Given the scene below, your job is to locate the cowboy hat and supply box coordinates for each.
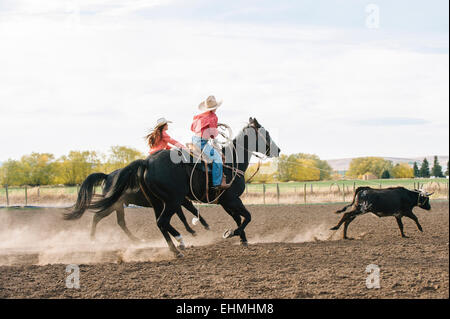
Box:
[198,95,222,112]
[154,117,172,129]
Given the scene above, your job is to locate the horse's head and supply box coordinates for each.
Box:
[242,117,281,158]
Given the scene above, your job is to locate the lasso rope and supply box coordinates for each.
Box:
[189,124,240,205]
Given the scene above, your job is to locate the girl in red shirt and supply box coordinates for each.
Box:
[146,118,184,155]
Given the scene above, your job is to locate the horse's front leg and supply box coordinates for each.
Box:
[175,206,197,236]
[221,201,250,246]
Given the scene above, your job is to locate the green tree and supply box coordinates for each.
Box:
[0,159,27,186]
[381,170,391,179]
[391,163,414,178]
[346,157,393,179]
[54,151,101,185]
[20,153,56,185]
[245,162,278,183]
[431,156,444,177]
[276,153,331,181]
[445,160,449,176]
[413,162,420,177]
[291,159,321,181]
[276,154,291,182]
[419,158,430,178]
[105,146,145,172]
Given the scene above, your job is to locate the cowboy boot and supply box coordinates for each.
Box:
[213,176,231,191]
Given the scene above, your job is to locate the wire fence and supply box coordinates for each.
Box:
[0,179,448,207]
[241,179,449,205]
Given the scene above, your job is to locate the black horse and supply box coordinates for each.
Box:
[88,118,280,257]
[64,168,210,247]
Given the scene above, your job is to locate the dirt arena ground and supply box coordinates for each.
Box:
[0,201,448,299]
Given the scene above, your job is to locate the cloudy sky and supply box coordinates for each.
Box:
[0,0,448,162]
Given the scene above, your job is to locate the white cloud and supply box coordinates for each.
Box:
[0,3,448,161]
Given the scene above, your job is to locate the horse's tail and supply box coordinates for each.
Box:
[88,159,147,214]
[64,172,108,220]
[334,186,368,214]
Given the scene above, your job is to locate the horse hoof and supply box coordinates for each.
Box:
[330,226,339,231]
[223,229,233,239]
[175,251,184,258]
[204,225,210,231]
[240,241,248,247]
[179,243,186,250]
[190,231,197,237]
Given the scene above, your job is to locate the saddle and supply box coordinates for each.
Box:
[177,144,231,203]
[185,143,213,165]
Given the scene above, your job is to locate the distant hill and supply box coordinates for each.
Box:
[326,155,449,171]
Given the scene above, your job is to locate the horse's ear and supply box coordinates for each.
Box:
[253,118,260,127]
[249,117,253,123]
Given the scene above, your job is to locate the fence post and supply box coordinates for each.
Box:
[5,185,9,207]
[77,184,80,195]
[304,183,307,204]
[276,183,280,204]
[263,184,266,204]
[245,184,248,195]
[37,186,40,198]
[353,182,356,193]
[311,184,313,194]
[342,183,345,202]
[25,186,28,206]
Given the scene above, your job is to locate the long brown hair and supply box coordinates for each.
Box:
[146,125,165,148]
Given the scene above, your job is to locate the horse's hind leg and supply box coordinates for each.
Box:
[154,202,186,249]
[183,199,210,230]
[115,204,142,242]
[90,208,114,240]
[156,203,183,257]
[165,220,187,250]
[175,206,197,236]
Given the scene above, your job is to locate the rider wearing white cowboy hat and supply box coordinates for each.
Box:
[146,117,185,155]
[191,95,229,190]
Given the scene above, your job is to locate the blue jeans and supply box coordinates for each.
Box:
[192,136,223,186]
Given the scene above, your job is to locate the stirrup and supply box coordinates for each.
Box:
[213,183,231,191]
